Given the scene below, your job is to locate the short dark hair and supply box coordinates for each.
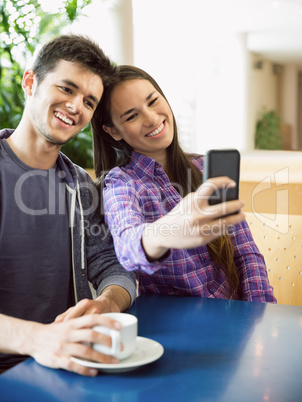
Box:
[32,34,116,86]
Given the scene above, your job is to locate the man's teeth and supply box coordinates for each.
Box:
[54,112,73,126]
[146,122,164,137]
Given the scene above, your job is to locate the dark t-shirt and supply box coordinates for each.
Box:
[0,139,73,369]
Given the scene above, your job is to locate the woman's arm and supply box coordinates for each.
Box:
[141,177,245,260]
[104,173,245,270]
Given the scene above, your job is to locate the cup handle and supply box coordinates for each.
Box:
[110,329,121,355]
[92,326,121,357]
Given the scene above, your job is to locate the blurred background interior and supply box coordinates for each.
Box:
[1,0,302,164]
[1,0,302,304]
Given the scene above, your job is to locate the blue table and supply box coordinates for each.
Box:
[1,295,302,401]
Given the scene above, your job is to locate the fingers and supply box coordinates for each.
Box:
[67,313,122,332]
[32,314,126,376]
[197,210,246,242]
[197,176,237,198]
[47,314,123,355]
[54,311,70,323]
[62,315,122,361]
[60,299,93,322]
[55,299,103,323]
[59,356,99,377]
[68,337,120,365]
[183,177,239,218]
[206,199,245,219]
[193,176,244,220]
[70,363,98,377]
[44,315,123,371]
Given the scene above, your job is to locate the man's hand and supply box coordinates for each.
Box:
[0,313,123,376]
[54,285,131,323]
[31,314,123,376]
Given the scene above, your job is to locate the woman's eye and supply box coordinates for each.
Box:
[149,97,158,106]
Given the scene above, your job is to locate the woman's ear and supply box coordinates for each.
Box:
[22,70,35,96]
[103,125,123,141]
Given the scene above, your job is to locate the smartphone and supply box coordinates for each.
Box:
[203,149,240,207]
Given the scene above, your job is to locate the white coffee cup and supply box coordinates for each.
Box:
[92,313,138,360]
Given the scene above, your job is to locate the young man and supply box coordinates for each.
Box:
[0,35,136,376]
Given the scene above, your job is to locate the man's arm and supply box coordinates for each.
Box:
[98,284,131,311]
[0,313,123,376]
[76,167,137,306]
[85,220,137,306]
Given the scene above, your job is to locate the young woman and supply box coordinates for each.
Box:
[92,65,276,303]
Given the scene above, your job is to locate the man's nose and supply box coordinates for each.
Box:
[66,96,83,114]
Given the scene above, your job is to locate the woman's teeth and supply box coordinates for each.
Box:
[146,122,164,137]
[54,112,73,126]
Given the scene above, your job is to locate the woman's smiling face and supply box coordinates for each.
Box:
[105,79,174,162]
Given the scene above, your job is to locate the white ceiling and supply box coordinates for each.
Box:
[208,0,302,64]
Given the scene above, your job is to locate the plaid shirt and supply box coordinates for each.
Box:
[103,152,276,303]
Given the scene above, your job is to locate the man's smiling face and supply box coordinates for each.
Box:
[25,59,104,146]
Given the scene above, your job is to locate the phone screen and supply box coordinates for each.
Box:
[203,149,240,205]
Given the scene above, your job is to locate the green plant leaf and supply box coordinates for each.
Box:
[0,0,94,167]
[255,109,283,150]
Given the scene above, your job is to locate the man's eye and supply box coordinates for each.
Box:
[84,100,94,109]
[61,86,72,93]
[126,113,137,122]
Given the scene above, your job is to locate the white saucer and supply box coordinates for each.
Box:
[71,336,164,373]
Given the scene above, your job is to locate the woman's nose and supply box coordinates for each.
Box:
[143,109,157,127]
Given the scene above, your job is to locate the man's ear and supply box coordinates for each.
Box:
[103,125,123,141]
[22,70,35,96]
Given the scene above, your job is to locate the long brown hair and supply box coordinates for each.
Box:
[92,65,241,298]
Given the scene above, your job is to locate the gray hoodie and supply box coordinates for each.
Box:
[0,129,137,305]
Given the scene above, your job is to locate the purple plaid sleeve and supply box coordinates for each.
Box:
[104,170,166,274]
